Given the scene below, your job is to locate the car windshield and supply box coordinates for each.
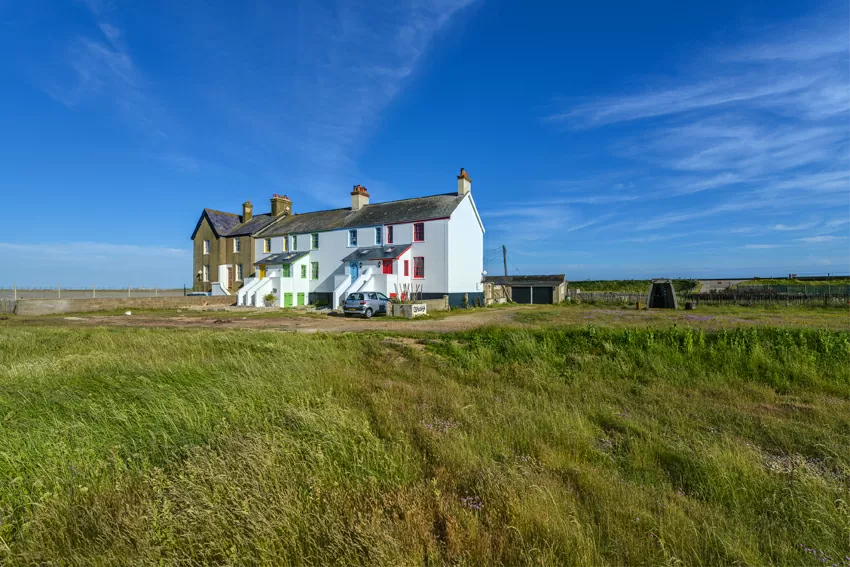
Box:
[347,293,364,300]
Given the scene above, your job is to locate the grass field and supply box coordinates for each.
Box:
[738,278,850,287]
[569,279,700,293]
[1,317,849,565]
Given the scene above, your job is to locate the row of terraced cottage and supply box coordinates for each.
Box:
[190,169,485,309]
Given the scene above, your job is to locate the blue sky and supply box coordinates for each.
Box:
[1,0,848,287]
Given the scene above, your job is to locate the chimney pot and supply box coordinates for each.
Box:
[242,199,253,222]
[270,194,292,217]
[351,184,370,210]
[457,168,472,196]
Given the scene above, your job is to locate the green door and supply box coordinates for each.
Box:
[284,293,293,307]
[297,292,305,306]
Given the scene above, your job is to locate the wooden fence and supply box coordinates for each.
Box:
[567,291,644,304]
[566,290,850,307]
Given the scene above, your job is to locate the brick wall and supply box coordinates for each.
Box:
[16,295,235,316]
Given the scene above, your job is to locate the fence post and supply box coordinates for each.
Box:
[128,284,131,298]
[93,284,95,298]
[12,283,15,301]
[155,285,158,297]
[58,284,61,299]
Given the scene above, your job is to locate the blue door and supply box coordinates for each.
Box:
[350,262,359,283]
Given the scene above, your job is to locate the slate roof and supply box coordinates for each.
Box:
[226,213,276,237]
[255,193,466,237]
[254,251,310,266]
[190,209,280,240]
[483,275,566,286]
[340,245,412,262]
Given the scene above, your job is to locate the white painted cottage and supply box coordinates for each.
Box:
[236,169,484,308]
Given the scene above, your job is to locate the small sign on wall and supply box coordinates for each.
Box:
[411,303,427,317]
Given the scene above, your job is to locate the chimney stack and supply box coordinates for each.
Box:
[242,200,253,222]
[270,194,292,217]
[351,184,370,211]
[457,168,471,196]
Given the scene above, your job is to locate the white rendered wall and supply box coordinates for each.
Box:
[447,194,485,293]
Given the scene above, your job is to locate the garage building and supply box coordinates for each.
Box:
[483,275,567,305]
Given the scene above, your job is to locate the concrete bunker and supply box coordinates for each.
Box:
[647,279,678,309]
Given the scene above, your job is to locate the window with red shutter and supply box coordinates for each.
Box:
[413,257,424,278]
[387,225,394,244]
[413,222,425,242]
[403,260,409,276]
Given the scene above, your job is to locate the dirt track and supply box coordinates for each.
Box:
[8,304,848,332]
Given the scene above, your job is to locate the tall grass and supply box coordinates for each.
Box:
[0,326,848,565]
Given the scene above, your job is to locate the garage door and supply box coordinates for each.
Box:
[511,286,531,304]
[531,286,553,304]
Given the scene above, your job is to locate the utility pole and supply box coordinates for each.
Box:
[502,245,508,277]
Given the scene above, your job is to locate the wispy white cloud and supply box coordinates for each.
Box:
[544,9,849,248]
[795,235,847,244]
[774,221,819,231]
[0,241,188,259]
[201,0,476,204]
[43,5,171,140]
[742,244,783,250]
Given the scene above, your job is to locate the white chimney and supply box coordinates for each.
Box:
[457,168,471,196]
[351,184,370,211]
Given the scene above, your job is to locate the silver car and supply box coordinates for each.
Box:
[343,292,390,318]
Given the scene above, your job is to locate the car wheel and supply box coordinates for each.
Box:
[364,308,373,319]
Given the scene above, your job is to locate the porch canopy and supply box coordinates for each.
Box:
[254,251,309,265]
[340,244,411,263]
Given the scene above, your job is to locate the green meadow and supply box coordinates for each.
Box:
[0,323,848,565]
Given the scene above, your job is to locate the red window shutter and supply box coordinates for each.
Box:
[382,259,393,274]
[403,260,409,276]
[387,226,393,244]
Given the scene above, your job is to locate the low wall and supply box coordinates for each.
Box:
[16,295,235,316]
[421,296,450,312]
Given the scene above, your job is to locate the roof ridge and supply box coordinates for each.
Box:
[205,208,239,216]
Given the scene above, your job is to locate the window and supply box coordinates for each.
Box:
[233,238,241,253]
[413,222,425,242]
[376,293,389,301]
[263,238,271,253]
[382,259,393,274]
[367,292,378,300]
[413,257,424,278]
[387,225,394,244]
[375,227,382,245]
[311,262,319,280]
[203,240,210,254]
[236,264,243,281]
[404,260,409,277]
[311,233,319,249]
[282,235,288,252]
[348,230,357,246]
[202,264,210,282]
[301,264,307,279]
[282,264,291,278]
[292,235,298,250]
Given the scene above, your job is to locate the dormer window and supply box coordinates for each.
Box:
[349,230,357,247]
[375,227,382,245]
